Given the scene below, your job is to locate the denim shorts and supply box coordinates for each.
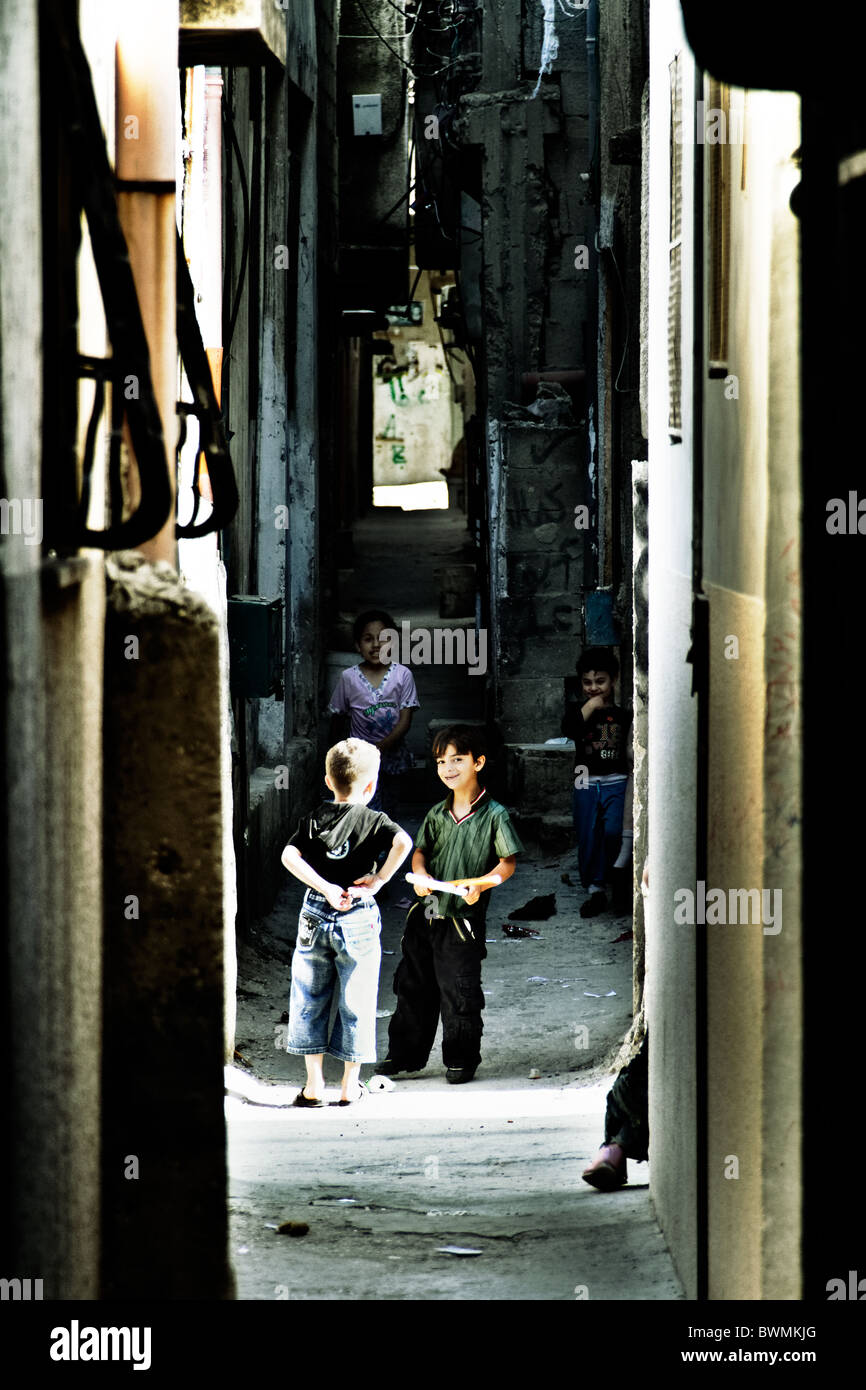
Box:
[286,888,382,1062]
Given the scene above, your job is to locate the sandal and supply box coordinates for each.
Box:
[292,1089,324,1108]
[332,1082,367,1107]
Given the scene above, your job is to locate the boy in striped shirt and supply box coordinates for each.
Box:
[381,725,523,1084]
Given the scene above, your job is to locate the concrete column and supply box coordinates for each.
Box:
[1,0,107,1301]
[101,553,232,1299]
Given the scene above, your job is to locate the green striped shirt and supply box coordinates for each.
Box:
[415,788,523,922]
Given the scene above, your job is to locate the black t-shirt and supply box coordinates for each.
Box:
[562,680,631,776]
[286,801,402,889]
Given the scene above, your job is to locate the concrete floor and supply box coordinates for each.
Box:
[228,832,684,1302]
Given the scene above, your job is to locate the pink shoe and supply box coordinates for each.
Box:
[581,1143,628,1190]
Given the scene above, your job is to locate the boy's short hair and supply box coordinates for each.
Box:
[326,738,380,795]
[353,609,396,643]
[576,647,620,681]
[431,724,486,761]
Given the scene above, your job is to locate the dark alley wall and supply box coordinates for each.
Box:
[221,6,335,923]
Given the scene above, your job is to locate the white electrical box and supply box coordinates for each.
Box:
[352,94,383,137]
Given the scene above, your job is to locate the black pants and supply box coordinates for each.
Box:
[387,904,487,1070]
[604,1032,649,1160]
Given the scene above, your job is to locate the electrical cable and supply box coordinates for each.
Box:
[381,0,421,33]
[453,268,478,375]
[605,243,633,393]
[371,181,416,229]
[436,313,460,389]
[356,0,415,71]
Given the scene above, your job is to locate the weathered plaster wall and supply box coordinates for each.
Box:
[1,0,106,1298]
[222,14,324,924]
[489,423,589,743]
[701,88,802,1301]
[646,0,700,1301]
[101,553,232,1299]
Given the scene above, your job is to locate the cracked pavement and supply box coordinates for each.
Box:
[227,822,683,1300]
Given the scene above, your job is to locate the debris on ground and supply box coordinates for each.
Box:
[529,1067,541,1079]
[503,923,540,938]
[277,1221,310,1237]
[366,1075,396,1092]
[508,893,557,921]
[436,1245,483,1257]
[611,930,633,944]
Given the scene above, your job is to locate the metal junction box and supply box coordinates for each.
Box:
[227,595,283,699]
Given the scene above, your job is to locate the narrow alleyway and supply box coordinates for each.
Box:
[327,504,485,769]
[226,500,682,1300]
[227,845,680,1300]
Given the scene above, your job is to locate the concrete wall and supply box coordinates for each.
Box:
[337,0,408,308]
[373,333,454,488]
[2,0,237,1297]
[0,0,109,1299]
[101,554,232,1299]
[221,11,324,925]
[489,422,589,743]
[648,0,803,1300]
[701,88,802,1301]
[646,0,700,1300]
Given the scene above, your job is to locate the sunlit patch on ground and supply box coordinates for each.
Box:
[373,481,449,510]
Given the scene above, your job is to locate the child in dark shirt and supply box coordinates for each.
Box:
[562,647,633,917]
[281,739,412,1105]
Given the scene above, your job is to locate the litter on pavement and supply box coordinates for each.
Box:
[277,1221,310,1237]
[508,893,557,921]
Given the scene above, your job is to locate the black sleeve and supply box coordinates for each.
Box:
[370,811,404,862]
[285,816,313,857]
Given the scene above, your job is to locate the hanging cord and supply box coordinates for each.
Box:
[603,243,633,393]
[356,0,415,71]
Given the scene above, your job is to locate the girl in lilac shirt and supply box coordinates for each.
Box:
[328,609,420,818]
